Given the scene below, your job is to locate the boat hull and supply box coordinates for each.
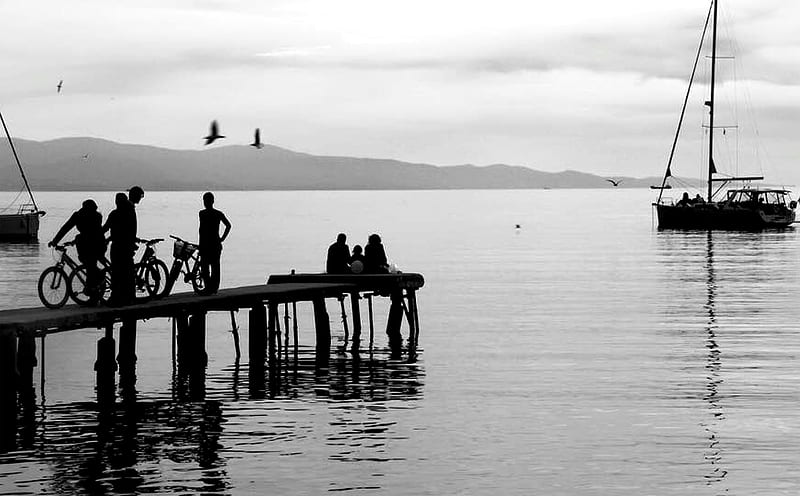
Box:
[0,212,40,241]
[655,203,795,230]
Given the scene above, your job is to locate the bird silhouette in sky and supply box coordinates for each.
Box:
[57,80,63,93]
[605,178,623,187]
[204,120,225,145]
[82,153,89,160]
[250,128,264,149]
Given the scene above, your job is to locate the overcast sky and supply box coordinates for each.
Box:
[2,0,800,185]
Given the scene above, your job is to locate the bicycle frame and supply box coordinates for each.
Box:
[162,235,203,296]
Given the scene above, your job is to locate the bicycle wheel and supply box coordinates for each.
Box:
[134,262,157,302]
[190,265,207,295]
[148,259,170,298]
[97,267,113,305]
[68,265,96,306]
[38,266,70,309]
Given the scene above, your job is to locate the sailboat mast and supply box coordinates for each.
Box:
[707,0,718,202]
[0,109,38,212]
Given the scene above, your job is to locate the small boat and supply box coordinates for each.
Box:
[652,0,795,229]
[650,184,672,190]
[0,110,45,241]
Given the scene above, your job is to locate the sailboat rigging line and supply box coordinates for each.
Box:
[0,186,26,214]
[657,0,714,204]
[0,109,38,212]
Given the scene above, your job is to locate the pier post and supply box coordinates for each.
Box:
[94,324,117,404]
[404,290,418,361]
[175,313,191,372]
[267,303,278,367]
[0,332,17,450]
[117,319,137,386]
[312,298,331,359]
[338,296,349,349]
[386,291,404,359]
[248,304,267,396]
[189,312,208,369]
[350,292,362,353]
[367,294,374,350]
[16,332,37,406]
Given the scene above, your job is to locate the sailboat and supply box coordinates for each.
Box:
[652,0,796,229]
[0,110,45,241]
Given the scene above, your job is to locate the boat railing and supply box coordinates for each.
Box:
[16,203,38,215]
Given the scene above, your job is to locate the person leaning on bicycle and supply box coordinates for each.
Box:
[49,199,105,303]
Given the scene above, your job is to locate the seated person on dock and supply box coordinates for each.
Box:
[350,244,366,274]
[49,199,104,302]
[364,233,390,274]
[326,233,351,274]
[693,194,705,204]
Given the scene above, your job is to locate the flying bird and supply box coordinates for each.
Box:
[57,80,63,93]
[605,178,623,187]
[250,128,264,149]
[204,120,225,145]
[82,153,89,160]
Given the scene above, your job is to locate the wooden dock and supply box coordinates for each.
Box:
[0,272,424,449]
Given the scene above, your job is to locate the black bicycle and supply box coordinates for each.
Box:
[38,240,81,308]
[161,235,206,297]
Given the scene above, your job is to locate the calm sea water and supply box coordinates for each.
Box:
[2,189,800,495]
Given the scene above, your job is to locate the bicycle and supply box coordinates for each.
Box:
[68,238,167,305]
[161,235,206,297]
[38,240,82,309]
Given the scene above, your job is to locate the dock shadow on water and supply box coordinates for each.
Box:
[0,347,424,495]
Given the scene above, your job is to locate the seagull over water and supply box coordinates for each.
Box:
[204,120,225,145]
[605,178,623,187]
[250,128,264,149]
[57,80,63,93]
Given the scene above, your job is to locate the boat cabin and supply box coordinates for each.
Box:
[722,189,795,208]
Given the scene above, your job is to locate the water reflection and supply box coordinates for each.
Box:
[1,349,424,495]
[701,231,726,485]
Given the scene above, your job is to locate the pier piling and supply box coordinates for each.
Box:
[313,298,331,359]
[0,332,17,450]
[386,291,404,358]
[350,292,362,353]
[94,324,117,403]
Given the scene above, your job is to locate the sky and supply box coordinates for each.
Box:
[2,0,800,185]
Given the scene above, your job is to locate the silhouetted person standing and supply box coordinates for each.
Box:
[199,192,231,294]
[104,186,144,305]
[326,233,350,274]
[49,199,104,302]
[364,233,389,274]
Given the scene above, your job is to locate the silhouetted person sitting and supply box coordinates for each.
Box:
[326,233,351,274]
[199,192,231,294]
[103,187,143,306]
[350,244,366,274]
[49,199,104,303]
[677,192,691,207]
[364,233,390,274]
[694,194,705,204]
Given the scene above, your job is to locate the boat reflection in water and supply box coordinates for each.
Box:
[3,349,424,494]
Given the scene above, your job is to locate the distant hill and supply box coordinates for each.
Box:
[0,137,698,191]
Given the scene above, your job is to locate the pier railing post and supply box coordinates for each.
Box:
[350,292,362,353]
[312,298,331,360]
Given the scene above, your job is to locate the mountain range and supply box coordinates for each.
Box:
[1,137,697,191]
